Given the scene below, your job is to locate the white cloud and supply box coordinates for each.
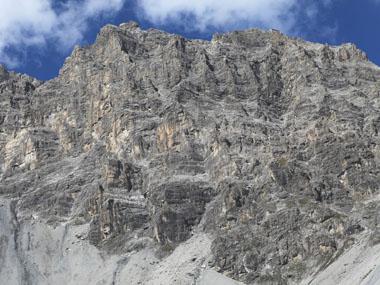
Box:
[0,0,124,67]
[137,0,299,32]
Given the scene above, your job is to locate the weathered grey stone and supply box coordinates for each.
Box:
[1,21,380,284]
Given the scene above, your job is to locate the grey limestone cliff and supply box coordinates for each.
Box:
[1,21,380,284]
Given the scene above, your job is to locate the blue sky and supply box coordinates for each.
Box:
[1,0,380,80]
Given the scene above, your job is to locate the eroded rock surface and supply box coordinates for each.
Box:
[1,22,380,284]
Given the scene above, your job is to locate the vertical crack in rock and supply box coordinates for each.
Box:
[111,256,129,285]
[9,200,30,285]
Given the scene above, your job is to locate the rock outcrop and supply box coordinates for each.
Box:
[1,22,380,284]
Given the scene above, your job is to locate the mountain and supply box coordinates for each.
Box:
[1,21,380,285]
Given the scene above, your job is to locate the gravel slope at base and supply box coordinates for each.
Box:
[0,198,240,285]
[301,233,380,285]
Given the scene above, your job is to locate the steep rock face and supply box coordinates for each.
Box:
[1,22,380,284]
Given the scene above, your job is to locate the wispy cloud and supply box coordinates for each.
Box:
[137,0,299,32]
[137,0,340,42]
[0,0,125,67]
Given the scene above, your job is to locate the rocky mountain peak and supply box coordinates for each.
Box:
[119,20,140,30]
[0,65,9,82]
[1,23,380,285]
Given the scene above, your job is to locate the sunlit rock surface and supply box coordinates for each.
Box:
[1,22,380,284]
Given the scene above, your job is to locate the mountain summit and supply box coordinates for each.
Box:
[1,22,380,284]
